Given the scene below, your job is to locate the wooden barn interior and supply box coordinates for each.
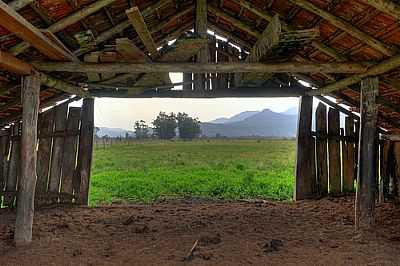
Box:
[0,0,400,248]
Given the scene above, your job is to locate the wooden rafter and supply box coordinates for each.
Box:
[7,0,33,11]
[288,0,395,56]
[33,61,368,74]
[0,1,74,61]
[360,0,400,20]
[9,0,118,56]
[0,50,33,75]
[126,6,160,59]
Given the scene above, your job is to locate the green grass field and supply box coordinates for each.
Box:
[89,139,296,205]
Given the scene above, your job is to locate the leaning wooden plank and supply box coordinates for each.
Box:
[328,108,341,196]
[4,124,20,207]
[116,38,149,62]
[48,103,68,193]
[36,110,55,195]
[315,102,328,196]
[0,50,33,75]
[0,129,10,195]
[76,98,94,205]
[61,107,81,195]
[14,72,40,246]
[343,116,355,193]
[126,6,160,59]
[0,1,74,60]
[295,96,316,200]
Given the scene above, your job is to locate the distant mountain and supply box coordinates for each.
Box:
[209,111,259,124]
[96,127,135,138]
[281,106,298,116]
[202,108,298,138]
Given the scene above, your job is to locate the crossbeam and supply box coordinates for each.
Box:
[0,50,33,74]
[33,62,369,74]
[0,1,74,61]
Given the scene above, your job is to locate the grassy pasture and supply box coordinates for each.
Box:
[90,139,296,205]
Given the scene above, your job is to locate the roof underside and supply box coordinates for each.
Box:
[1,0,400,131]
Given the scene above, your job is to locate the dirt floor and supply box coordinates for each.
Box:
[1,197,400,266]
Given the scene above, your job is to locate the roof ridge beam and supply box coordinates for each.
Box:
[288,0,395,56]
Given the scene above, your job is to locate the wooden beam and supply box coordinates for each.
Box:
[288,0,395,56]
[0,50,33,74]
[295,96,316,200]
[40,73,90,97]
[194,0,208,91]
[9,0,118,56]
[14,72,40,246]
[361,0,400,20]
[126,7,160,59]
[307,54,400,95]
[33,61,369,74]
[315,95,360,121]
[8,0,33,11]
[355,76,379,231]
[0,1,74,60]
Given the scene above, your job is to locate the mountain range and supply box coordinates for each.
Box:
[202,107,299,138]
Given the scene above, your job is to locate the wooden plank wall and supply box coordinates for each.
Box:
[0,101,93,208]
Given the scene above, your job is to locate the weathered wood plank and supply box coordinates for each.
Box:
[0,129,10,201]
[4,124,20,207]
[36,110,55,195]
[295,96,316,200]
[315,102,328,196]
[48,103,68,193]
[355,77,379,231]
[33,61,369,74]
[14,72,40,245]
[380,140,391,201]
[76,98,94,205]
[343,116,355,193]
[328,108,341,195]
[61,107,81,194]
[194,0,208,91]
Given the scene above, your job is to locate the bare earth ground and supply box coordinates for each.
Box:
[1,197,400,266]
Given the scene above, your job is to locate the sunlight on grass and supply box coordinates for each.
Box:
[90,139,295,205]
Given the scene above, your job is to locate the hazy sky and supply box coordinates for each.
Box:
[93,73,301,130]
[94,97,300,130]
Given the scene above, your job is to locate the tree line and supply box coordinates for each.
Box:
[134,112,201,140]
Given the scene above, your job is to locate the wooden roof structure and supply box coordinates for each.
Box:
[1,0,400,131]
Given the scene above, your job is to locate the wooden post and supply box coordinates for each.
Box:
[355,77,379,231]
[328,108,341,195]
[14,72,40,246]
[295,96,316,200]
[76,98,94,205]
[194,0,208,91]
[315,102,328,195]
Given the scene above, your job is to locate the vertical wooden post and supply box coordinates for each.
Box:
[343,116,355,192]
[315,102,328,195]
[355,77,379,231]
[194,0,208,91]
[14,72,40,246]
[328,108,341,195]
[295,96,316,200]
[77,98,94,205]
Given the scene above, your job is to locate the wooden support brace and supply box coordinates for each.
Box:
[14,72,40,246]
[355,76,379,231]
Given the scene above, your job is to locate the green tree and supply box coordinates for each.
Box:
[176,112,201,140]
[134,120,149,139]
[152,112,177,140]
